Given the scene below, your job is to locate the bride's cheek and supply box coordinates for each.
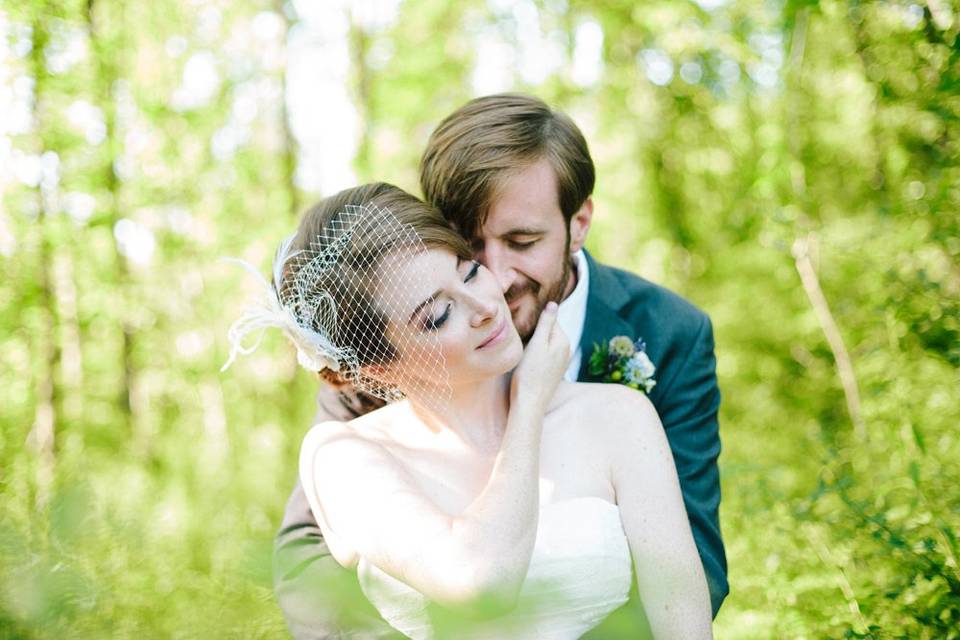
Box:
[441,335,468,367]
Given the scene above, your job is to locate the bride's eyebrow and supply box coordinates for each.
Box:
[406,257,462,325]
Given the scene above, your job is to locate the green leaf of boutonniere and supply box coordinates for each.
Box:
[588,341,608,376]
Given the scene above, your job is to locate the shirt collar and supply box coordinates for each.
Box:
[557,249,590,380]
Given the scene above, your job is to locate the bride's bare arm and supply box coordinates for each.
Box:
[300,304,568,609]
[605,386,713,639]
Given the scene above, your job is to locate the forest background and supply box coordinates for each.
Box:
[1,0,958,638]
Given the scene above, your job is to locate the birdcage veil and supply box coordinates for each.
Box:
[222,202,452,410]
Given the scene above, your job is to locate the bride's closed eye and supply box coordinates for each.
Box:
[423,261,483,331]
[464,260,481,283]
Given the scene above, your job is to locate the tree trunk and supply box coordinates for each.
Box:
[25,10,58,509]
[86,0,135,429]
[349,13,373,179]
[276,0,299,217]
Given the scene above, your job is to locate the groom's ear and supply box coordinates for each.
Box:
[568,197,593,254]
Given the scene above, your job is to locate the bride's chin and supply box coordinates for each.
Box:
[465,340,524,380]
[439,333,523,385]
[495,336,524,374]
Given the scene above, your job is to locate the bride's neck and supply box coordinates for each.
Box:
[409,373,512,454]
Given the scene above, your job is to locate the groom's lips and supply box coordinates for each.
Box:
[505,282,536,312]
[477,317,508,350]
[507,293,530,314]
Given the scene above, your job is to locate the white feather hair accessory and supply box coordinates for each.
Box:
[220,232,346,374]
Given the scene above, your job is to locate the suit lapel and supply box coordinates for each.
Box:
[576,252,635,382]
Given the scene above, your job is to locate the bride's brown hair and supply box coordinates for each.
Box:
[285,183,471,380]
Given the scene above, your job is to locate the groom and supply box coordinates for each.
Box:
[275,93,727,638]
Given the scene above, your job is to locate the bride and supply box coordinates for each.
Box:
[225,183,712,639]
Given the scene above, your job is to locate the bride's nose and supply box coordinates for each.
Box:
[467,294,498,327]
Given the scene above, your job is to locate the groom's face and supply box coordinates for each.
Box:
[471,158,592,341]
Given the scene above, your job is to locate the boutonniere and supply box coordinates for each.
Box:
[588,335,657,394]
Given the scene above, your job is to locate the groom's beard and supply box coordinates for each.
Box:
[506,255,572,343]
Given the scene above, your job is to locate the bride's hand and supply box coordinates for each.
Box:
[511,301,569,412]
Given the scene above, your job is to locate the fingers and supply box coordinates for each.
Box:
[538,301,559,333]
[542,301,568,351]
[552,323,570,358]
[529,300,559,347]
[509,301,567,407]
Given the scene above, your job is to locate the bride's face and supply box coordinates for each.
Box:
[375,248,523,390]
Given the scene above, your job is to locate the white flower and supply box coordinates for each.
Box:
[624,351,657,392]
[608,335,636,358]
[629,351,656,378]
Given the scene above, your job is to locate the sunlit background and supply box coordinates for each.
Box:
[2,0,959,637]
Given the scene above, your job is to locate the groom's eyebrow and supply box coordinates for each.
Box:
[471,228,543,248]
[502,226,543,237]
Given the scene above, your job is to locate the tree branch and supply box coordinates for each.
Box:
[792,233,866,441]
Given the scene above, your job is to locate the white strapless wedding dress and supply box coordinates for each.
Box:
[352,497,633,639]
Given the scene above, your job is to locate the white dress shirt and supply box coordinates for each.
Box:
[556,249,590,382]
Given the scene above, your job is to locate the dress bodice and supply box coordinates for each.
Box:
[355,497,633,639]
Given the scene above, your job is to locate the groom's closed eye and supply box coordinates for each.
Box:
[507,239,537,250]
[500,228,544,249]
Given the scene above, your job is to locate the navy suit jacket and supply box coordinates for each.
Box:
[274,252,727,639]
[576,251,727,617]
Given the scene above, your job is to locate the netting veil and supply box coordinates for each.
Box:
[222,203,451,409]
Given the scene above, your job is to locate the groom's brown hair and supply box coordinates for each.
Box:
[419,93,595,239]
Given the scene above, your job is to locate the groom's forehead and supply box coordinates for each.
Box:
[474,205,564,240]
[478,164,565,231]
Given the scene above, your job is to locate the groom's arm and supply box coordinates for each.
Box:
[653,314,727,616]
[274,386,396,639]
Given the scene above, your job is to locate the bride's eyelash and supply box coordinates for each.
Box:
[424,261,481,331]
[465,260,480,282]
[426,304,451,331]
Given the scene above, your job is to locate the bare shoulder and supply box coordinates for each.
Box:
[302,418,349,449]
[551,382,663,445]
[298,407,415,567]
[300,405,402,473]
[300,421,369,482]
[564,382,658,421]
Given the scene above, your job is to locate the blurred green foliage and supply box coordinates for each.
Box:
[1,0,958,638]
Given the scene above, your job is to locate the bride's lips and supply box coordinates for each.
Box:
[477,316,509,350]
